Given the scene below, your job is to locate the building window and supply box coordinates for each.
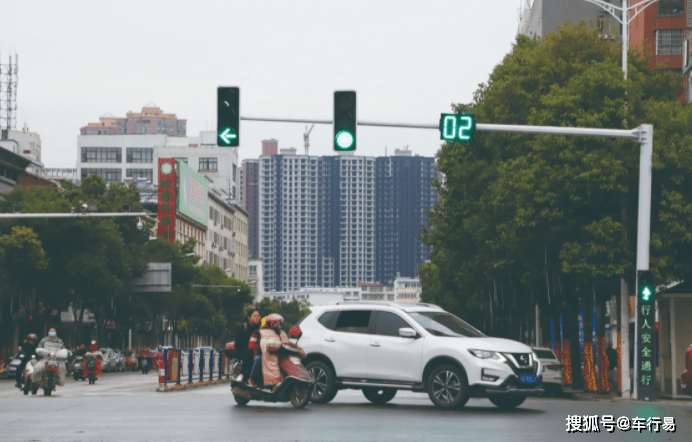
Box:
[656,29,684,56]
[81,147,122,163]
[81,168,122,183]
[126,168,153,181]
[176,157,188,164]
[658,0,684,16]
[126,148,153,163]
[199,157,218,171]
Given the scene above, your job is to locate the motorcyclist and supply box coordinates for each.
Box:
[15,333,38,389]
[37,328,65,351]
[235,309,261,383]
[259,314,290,388]
[83,340,103,378]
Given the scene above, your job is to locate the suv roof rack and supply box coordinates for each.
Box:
[331,301,444,310]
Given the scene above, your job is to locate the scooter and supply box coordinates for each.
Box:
[20,355,38,395]
[84,351,103,384]
[72,356,84,381]
[139,355,152,374]
[33,348,68,396]
[228,326,312,408]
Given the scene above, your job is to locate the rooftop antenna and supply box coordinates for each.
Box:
[303,124,314,155]
[0,52,19,131]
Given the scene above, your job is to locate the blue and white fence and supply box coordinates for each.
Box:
[157,348,229,391]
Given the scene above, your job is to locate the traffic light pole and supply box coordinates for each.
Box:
[243,113,653,398]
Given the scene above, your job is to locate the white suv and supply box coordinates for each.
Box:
[296,302,543,409]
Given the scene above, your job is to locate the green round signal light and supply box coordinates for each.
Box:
[335,130,354,150]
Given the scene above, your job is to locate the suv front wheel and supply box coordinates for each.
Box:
[306,361,337,404]
[427,364,469,409]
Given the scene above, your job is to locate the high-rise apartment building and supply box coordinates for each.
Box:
[241,140,278,258]
[375,149,438,284]
[80,104,186,137]
[258,148,436,292]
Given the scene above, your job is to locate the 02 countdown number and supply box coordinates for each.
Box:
[439,114,476,142]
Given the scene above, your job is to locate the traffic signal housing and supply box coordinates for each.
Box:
[217,86,240,147]
[334,91,356,151]
[638,270,655,303]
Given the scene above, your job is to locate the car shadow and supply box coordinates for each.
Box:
[229,401,546,416]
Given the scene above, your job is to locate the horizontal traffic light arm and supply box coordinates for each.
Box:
[241,115,647,140]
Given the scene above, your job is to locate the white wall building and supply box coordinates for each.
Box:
[76,132,239,202]
[393,276,422,303]
[0,129,44,174]
[206,188,249,281]
[264,286,361,306]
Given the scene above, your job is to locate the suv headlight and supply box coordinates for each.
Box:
[468,349,507,362]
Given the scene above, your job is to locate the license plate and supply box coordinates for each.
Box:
[520,374,537,385]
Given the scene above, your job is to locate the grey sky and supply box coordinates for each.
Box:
[1,1,521,168]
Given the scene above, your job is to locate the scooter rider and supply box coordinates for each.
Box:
[37,328,65,351]
[15,333,38,389]
[235,309,261,383]
[84,340,103,379]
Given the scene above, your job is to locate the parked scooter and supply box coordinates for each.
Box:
[228,325,312,408]
[32,348,68,396]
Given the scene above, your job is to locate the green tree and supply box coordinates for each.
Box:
[420,20,692,374]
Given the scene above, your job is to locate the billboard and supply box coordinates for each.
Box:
[177,160,209,227]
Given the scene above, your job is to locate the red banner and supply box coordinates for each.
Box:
[166,350,180,383]
[158,159,177,243]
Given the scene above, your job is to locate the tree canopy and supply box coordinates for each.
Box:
[420,22,692,333]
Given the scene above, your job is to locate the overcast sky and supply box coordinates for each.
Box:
[1,1,522,168]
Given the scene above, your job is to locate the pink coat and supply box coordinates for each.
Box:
[259,328,289,386]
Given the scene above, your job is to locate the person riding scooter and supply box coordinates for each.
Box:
[83,340,103,380]
[235,309,261,383]
[259,314,292,388]
[15,334,38,389]
[138,347,153,374]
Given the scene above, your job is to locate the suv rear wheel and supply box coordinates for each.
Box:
[362,387,397,404]
[306,361,337,404]
[427,364,469,409]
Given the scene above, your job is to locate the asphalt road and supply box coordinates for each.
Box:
[1,372,691,441]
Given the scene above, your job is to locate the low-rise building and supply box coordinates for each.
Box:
[360,283,395,301]
[394,276,422,303]
[265,286,361,306]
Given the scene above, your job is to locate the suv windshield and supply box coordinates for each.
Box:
[408,312,485,338]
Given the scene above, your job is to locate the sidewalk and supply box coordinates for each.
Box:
[562,387,692,405]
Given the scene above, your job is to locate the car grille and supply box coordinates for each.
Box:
[503,353,538,375]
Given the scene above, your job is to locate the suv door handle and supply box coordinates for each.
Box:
[325,338,335,342]
[370,343,381,347]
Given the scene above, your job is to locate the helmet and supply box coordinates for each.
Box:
[26,333,38,344]
[91,340,97,346]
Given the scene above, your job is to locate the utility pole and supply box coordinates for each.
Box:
[583,0,658,399]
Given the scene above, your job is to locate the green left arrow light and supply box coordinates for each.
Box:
[219,127,237,145]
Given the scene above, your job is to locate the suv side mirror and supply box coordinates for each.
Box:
[399,328,418,338]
